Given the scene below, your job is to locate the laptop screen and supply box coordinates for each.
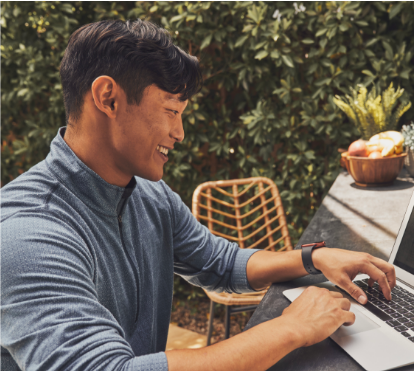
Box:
[393,205,414,275]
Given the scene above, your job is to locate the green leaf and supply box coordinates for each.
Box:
[60,3,73,13]
[315,28,328,37]
[255,50,268,60]
[254,41,267,50]
[195,113,206,121]
[281,55,294,68]
[365,38,379,48]
[12,7,21,17]
[364,49,375,58]
[304,150,315,160]
[339,22,350,32]
[400,69,411,79]
[17,88,29,97]
[382,41,393,57]
[355,21,368,27]
[200,34,213,50]
[270,50,280,59]
[389,2,404,19]
[315,78,331,86]
[362,70,375,77]
[301,39,314,44]
[235,35,249,48]
[170,14,185,23]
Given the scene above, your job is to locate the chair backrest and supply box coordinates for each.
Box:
[192,177,292,252]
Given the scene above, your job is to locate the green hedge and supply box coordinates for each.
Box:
[2,1,414,246]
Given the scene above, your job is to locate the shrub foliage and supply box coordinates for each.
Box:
[2,1,414,247]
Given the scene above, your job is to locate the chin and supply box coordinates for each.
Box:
[137,171,163,182]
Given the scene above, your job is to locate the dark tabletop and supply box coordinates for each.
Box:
[244,169,414,371]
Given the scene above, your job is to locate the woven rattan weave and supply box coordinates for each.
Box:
[192,177,292,343]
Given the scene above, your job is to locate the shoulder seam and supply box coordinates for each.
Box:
[44,181,60,209]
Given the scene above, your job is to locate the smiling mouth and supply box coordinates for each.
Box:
[156,145,169,159]
[156,145,169,156]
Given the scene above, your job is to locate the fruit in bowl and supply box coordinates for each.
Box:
[342,131,407,186]
[348,140,369,157]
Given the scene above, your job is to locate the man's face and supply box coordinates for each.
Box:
[113,85,187,182]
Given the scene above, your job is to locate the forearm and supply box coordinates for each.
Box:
[246,250,308,290]
[166,316,301,371]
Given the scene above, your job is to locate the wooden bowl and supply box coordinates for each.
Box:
[341,152,407,187]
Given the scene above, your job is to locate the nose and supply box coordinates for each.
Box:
[170,117,185,143]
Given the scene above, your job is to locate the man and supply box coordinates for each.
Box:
[1,19,395,371]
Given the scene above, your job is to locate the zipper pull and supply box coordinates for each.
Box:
[118,215,122,223]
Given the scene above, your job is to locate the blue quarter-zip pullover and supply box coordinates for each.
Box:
[1,128,258,371]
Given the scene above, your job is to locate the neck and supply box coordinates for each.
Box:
[64,123,132,188]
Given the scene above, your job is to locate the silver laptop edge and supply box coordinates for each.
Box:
[387,189,414,290]
[283,189,414,371]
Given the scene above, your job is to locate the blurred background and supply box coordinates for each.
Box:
[2,1,414,341]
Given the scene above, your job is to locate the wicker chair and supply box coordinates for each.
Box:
[192,177,292,345]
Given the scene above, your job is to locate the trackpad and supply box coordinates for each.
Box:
[335,306,380,338]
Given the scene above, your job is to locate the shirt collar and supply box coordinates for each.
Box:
[45,127,136,216]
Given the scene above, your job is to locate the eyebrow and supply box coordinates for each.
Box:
[166,95,181,102]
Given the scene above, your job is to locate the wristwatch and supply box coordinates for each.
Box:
[301,241,326,275]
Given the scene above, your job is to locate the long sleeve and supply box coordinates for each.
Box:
[1,212,168,371]
[165,184,260,294]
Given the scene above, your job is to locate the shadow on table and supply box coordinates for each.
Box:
[326,193,396,241]
[350,179,414,191]
[295,202,390,261]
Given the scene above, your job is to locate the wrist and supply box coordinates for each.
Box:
[272,315,305,349]
[312,247,327,272]
[301,241,326,275]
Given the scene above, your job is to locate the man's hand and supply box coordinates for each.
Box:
[167,286,355,371]
[312,248,396,304]
[282,286,355,347]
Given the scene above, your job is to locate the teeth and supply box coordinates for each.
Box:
[157,145,168,156]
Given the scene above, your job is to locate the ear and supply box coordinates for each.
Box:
[91,76,119,119]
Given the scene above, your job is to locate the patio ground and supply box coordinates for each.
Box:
[169,296,254,347]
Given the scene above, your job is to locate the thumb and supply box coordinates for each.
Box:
[344,281,367,304]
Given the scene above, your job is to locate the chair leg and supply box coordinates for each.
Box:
[207,300,215,346]
[224,305,231,339]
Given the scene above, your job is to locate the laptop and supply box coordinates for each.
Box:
[283,190,414,371]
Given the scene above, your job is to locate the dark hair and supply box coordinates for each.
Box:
[60,19,202,123]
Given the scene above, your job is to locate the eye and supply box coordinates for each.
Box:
[167,109,178,116]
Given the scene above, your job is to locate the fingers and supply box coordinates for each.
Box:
[370,257,397,290]
[350,253,395,301]
[341,280,367,304]
[330,291,343,299]
[362,261,392,300]
[342,310,356,326]
[336,297,354,326]
[338,298,351,311]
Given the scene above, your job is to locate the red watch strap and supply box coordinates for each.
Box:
[301,241,326,249]
[301,241,326,275]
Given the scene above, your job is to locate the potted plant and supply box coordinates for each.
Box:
[402,122,414,177]
[333,83,412,186]
[333,83,411,140]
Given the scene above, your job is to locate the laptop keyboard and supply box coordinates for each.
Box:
[354,279,414,343]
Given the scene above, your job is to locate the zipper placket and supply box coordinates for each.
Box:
[117,181,140,323]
